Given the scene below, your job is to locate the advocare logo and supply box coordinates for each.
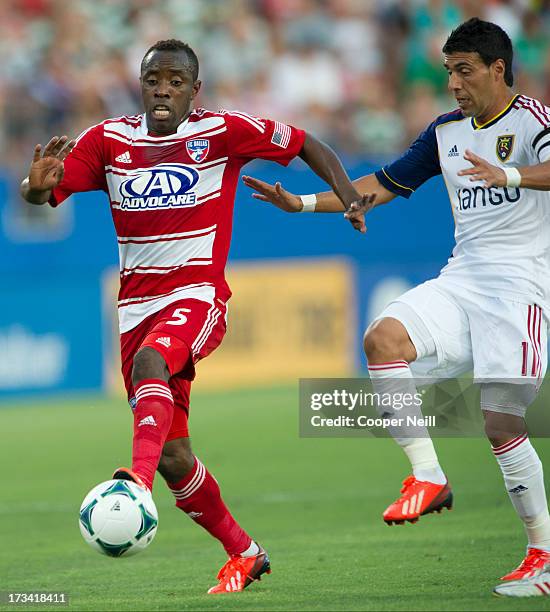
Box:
[118,163,200,210]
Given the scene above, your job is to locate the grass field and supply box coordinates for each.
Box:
[2,386,550,611]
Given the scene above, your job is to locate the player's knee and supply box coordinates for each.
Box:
[158,438,194,482]
[482,384,532,446]
[364,318,415,363]
[132,346,170,386]
[483,409,526,447]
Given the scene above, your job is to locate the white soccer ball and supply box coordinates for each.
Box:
[78,479,158,557]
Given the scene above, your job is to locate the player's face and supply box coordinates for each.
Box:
[140,50,201,135]
[444,52,502,119]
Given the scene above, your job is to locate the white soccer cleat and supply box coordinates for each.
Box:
[493,565,550,598]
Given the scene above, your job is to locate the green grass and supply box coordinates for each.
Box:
[2,386,550,611]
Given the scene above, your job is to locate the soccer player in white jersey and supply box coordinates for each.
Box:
[244,18,550,595]
[19,39,364,594]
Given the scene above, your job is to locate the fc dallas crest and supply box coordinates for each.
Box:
[186,138,210,162]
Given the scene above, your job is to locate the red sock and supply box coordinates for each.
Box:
[168,456,252,556]
[132,379,174,491]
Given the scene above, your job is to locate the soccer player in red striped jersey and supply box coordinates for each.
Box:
[20,39,363,594]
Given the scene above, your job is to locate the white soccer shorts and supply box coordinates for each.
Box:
[375,277,548,385]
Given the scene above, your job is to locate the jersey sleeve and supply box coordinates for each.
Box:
[374,120,442,199]
[528,109,550,164]
[49,123,107,207]
[223,110,306,166]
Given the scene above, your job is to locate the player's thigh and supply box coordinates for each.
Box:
[470,299,548,384]
[377,279,473,376]
[142,298,227,379]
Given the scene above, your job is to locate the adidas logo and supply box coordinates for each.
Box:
[110,500,121,512]
[155,336,171,348]
[115,151,132,164]
[186,511,203,519]
[448,145,459,157]
[508,484,528,494]
[138,415,157,427]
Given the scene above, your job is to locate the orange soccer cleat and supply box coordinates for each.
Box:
[207,545,271,594]
[501,547,550,581]
[383,475,453,525]
[112,467,149,491]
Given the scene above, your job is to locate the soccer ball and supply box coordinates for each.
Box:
[78,479,158,557]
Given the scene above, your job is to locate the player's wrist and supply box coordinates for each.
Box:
[21,178,51,205]
[503,167,522,188]
[299,193,317,212]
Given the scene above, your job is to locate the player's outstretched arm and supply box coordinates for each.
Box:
[295,132,362,210]
[242,169,396,214]
[20,136,76,205]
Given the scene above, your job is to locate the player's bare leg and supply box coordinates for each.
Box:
[158,437,270,593]
[483,401,550,580]
[365,318,451,524]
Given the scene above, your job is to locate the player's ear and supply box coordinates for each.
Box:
[492,59,505,82]
[191,80,202,99]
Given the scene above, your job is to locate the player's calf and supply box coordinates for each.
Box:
[163,450,262,582]
[483,390,550,559]
[157,437,195,482]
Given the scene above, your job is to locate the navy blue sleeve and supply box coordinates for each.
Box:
[375,120,442,199]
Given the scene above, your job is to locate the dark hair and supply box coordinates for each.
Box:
[442,18,513,87]
[141,39,199,81]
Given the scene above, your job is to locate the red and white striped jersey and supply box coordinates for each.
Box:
[50,109,305,332]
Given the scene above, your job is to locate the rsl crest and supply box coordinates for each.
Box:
[186,139,210,163]
[496,135,515,162]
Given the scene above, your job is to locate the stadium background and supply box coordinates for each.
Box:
[3,3,550,610]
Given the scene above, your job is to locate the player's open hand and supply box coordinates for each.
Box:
[242,175,303,212]
[28,136,76,193]
[458,149,507,188]
[343,193,376,233]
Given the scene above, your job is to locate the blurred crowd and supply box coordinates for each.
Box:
[2,0,550,173]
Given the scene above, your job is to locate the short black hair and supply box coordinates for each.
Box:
[141,39,199,81]
[442,18,513,87]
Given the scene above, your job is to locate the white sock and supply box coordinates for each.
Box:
[368,361,446,485]
[402,438,447,485]
[492,434,550,551]
[239,540,260,557]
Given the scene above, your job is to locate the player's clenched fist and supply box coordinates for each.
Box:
[344,193,376,233]
[28,136,76,193]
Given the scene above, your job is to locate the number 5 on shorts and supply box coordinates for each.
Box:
[166,307,192,325]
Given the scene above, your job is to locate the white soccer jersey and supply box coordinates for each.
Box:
[376,94,550,311]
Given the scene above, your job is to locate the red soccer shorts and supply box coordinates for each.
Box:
[120,298,227,440]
